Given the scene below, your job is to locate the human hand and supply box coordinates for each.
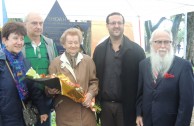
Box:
[40,114,48,124]
[82,93,93,108]
[45,86,60,95]
[136,116,143,126]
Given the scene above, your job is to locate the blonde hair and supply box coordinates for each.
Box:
[60,28,83,45]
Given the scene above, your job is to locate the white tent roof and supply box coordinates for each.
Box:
[3,0,194,21]
[1,0,194,49]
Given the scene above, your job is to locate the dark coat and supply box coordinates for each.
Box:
[136,56,194,126]
[0,58,47,126]
[93,35,145,126]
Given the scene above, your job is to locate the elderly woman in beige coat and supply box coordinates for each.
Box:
[47,28,98,126]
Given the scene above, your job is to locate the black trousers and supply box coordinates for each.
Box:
[35,96,53,126]
[101,101,124,126]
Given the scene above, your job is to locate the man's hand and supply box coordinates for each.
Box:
[40,114,48,124]
[136,116,143,126]
[45,86,60,95]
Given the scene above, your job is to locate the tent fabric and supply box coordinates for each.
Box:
[3,0,194,21]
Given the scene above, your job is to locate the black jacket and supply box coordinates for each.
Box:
[93,35,145,126]
[0,57,48,126]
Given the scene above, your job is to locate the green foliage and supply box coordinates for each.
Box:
[51,112,56,126]
[51,111,101,126]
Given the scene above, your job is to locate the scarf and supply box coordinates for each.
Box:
[65,52,78,69]
[4,49,28,100]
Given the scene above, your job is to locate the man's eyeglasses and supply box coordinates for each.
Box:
[154,40,172,45]
[36,46,41,59]
[108,22,124,26]
[30,21,43,26]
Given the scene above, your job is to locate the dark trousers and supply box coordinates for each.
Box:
[101,101,124,126]
[35,96,53,126]
[35,113,51,126]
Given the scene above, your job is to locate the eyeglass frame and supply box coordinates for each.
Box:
[153,40,172,45]
[108,21,124,26]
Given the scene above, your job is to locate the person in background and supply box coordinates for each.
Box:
[0,22,48,126]
[93,12,145,126]
[136,28,194,126]
[22,12,58,126]
[47,28,98,126]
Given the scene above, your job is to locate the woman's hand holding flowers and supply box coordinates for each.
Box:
[82,93,93,108]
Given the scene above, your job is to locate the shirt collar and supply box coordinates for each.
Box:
[24,35,44,44]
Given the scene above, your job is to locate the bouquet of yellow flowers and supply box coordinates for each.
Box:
[57,74,85,103]
[26,67,101,112]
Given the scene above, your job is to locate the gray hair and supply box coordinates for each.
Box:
[23,12,43,22]
[149,28,173,43]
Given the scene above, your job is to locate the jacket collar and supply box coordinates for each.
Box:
[24,35,46,45]
[60,52,83,81]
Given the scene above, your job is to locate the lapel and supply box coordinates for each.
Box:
[152,57,176,88]
[60,52,83,82]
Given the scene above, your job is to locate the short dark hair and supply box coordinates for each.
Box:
[106,12,125,24]
[1,22,26,40]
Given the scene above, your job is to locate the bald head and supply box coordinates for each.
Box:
[24,12,43,23]
[24,12,44,40]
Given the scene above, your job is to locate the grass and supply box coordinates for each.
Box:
[51,112,56,126]
[51,111,101,126]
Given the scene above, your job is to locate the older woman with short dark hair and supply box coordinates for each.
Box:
[0,22,48,126]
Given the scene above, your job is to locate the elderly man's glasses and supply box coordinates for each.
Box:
[108,21,124,26]
[154,40,172,45]
[36,46,41,59]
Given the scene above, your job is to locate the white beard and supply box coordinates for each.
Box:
[150,46,174,77]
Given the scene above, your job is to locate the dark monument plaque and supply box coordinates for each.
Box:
[43,1,91,55]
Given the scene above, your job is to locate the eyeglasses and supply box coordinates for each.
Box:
[36,46,41,59]
[108,21,124,26]
[30,21,43,26]
[154,40,172,45]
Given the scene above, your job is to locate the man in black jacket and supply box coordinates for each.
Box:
[93,12,145,126]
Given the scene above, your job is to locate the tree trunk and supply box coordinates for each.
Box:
[144,20,152,52]
[144,17,166,52]
[171,14,182,52]
[186,12,194,66]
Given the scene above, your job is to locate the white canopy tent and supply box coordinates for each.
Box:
[1,0,194,50]
[2,0,194,21]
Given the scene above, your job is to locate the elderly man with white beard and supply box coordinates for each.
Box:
[136,28,194,126]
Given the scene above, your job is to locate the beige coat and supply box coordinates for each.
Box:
[49,52,98,126]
